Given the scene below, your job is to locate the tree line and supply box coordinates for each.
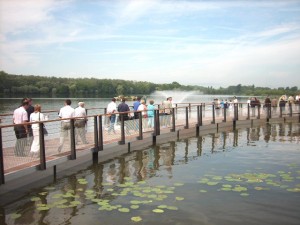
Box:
[0,71,298,97]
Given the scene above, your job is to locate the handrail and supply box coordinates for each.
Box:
[0,102,299,185]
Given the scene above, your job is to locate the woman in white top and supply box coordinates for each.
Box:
[29,104,47,156]
[137,100,148,131]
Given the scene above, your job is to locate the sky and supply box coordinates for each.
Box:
[1,0,300,88]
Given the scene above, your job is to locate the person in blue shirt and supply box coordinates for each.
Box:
[133,97,141,130]
[147,100,155,128]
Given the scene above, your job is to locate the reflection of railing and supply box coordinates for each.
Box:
[0,102,299,185]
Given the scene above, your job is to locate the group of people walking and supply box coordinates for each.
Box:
[12,98,88,157]
[106,96,173,134]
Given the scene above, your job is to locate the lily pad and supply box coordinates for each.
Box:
[131,216,142,222]
[118,207,130,213]
[11,213,21,219]
[153,209,164,213]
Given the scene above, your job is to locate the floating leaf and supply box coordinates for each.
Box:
[175,197,184,201]
[31,197,41,202]
[166,206,178,210]
[131,216,142,222]
[174,182,184,186]
[70,201,81,206]
[199,189,207,193]
[240,193,249,197]
[220,187,231,191]
[287,188,300,192]
[37,206,50,211]
[153,209,164,213]
[118,208,130,213]
[11,213,21,219]
[130,205,140,209]
[157,205,168,209]
[207,182,219,186]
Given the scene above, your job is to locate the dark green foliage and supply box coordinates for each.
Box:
[0,71,298,97]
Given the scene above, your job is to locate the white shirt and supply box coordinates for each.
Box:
[59,105,75,122]
[75,106,87,118]
[233,98,238,103]
[13,106,28,124]
[107,101,117,114]
[137,104,147,116]
[30,112,46,129]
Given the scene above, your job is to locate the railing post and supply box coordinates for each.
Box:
[234,103,239,121]
[189,103,191,114]
[70,119,76,160]
[104,107,108,126]
[171,108,175,132]
[223,107,227,122]
[119,114,125,145]
[199,104,203,126]
[247,104,250,120]
[280,105,283,118]
[175,104,178,117]
[98,115,103,150]
[268,103,271,119]
[39,123,46,170]
[257,105,261,119]
[184,107,189,129]
[0,127,5,185]
[93,115,99,154]
[211,104,215,124]
[137,112,143,140]
[289,103,292,117]
[155,110,160,136]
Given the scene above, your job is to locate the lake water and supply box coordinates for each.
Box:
[0,91,251,115]
[1,122,300,225]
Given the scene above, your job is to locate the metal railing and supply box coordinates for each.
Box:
[0,102,299,185]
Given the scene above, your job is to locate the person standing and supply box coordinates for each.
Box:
[107,98,117,134]
[162,97,173,127]
[13,100,29,156]
[133,97,141,119]
[29,104,47,157]
[58,99,75,152]
[74,102,88,144]
[117,97,131,134]
[133,97,141,131]
[271,97,278,113]
[147,100,155,129]
[137,99,148,131]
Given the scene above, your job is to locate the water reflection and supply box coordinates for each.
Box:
[1,122,300,225]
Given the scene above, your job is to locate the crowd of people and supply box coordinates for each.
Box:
[11,93,299,157]
[12,98,89,157]
[106,96,173,134]
[11,96,171,157]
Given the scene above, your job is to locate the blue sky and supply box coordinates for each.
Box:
[1,0,300,88]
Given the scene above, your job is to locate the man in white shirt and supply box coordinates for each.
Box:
[13,100,29,156]
[74,102,88,144]
[107,98,117,134]
[58,99,75,152]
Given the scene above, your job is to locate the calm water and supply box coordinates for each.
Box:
[0,92,251,115]
[1,122,300,225]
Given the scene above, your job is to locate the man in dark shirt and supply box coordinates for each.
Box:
[118,98,130,120]
[117,98,131,134]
